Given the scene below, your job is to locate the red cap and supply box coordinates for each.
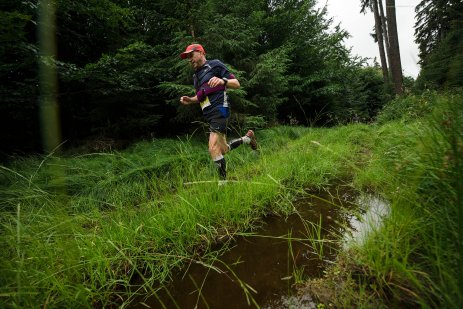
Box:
[180,44,205,59]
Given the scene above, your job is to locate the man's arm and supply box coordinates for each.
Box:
[207,76,240,89]
[224,78,240,89]
[180,95,199,105]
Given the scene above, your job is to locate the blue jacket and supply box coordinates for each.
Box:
[193,60,235,120]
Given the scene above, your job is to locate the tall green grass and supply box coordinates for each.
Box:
[1,125,363,307]
[2,91,460,308]
[339,91,463,308]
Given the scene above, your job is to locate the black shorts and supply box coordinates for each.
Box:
[209,117,228,134]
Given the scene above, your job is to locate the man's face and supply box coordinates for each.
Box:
[187,51,204,70]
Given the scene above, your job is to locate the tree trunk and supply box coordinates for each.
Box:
[378,0,392,76]
[385,0,403,95]
[371,0,389,83]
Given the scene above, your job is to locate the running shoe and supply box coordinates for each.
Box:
[246,130,257,150]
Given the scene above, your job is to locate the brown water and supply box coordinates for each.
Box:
[130,189,358,308]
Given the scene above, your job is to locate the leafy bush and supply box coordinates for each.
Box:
[376,91,438,124]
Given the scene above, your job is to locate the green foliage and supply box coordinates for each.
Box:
[1,0,403,153]
[0,11,30,48]
[349,92,463,307]
[415,0,463,90]
[376,90,438,124]
[239,115,268,130]
[415,0,463,64]
[56,0,136,64]
[416,20,463,90]
[247,46,292,120]
[59,42,170,138]
[0,8,39,152]
[163,0,359,129]
[260,2,358,125]
[332,66,390,124]
[82,42,160,93]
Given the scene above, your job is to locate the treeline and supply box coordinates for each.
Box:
[414,0,463,90]
[0,0,384,154]
[0,0,461,155]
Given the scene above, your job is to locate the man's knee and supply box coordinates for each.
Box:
[209,142,220,156]
[208,145,215,155]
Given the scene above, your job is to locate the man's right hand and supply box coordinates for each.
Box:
[180,96,198,105]
[180,96,191,105]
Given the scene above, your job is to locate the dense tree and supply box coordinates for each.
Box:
[349,66,390,121]
[60,42,173,141]
[162,0,359,127]
[415,0,462,63]
[266,1,357,125]
[0,2,40,153]
[415,0,463,89]
[56,0,136,65]
[1,0,390,155]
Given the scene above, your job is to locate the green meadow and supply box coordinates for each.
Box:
[1,91,462,308]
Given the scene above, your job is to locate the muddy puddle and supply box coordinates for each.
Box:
[129,188,383,308]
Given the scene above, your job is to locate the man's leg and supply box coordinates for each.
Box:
[228,130,258,151]
[208,116,258,179]
[209,132,228,179]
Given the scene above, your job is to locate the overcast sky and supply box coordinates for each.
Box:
[317,0,421,78]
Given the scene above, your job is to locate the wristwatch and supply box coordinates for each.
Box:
[222,78,228,86]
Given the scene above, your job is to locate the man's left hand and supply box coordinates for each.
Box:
[208,77,225,88]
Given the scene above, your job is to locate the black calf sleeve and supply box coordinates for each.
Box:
[214,157,227,179]
[228,138,243,151]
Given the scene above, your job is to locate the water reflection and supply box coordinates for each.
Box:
[262,293,317,309]
[129,189,361,308]
[345,194,390,246]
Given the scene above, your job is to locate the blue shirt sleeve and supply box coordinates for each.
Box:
[210,60,232,79]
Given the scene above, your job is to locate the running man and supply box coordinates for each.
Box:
[179,43,257,180]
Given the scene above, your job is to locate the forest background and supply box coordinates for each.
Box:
[3,0,460,157]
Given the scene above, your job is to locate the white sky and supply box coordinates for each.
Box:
[317,0,421,78]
